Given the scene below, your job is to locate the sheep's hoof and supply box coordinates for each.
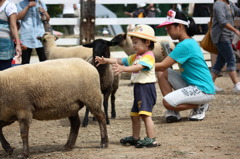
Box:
[82,122,88,127]
[17,153,28,159]
[5,147,14,156]
[64,144,74,151]
[100,143,108,148]
[7,148,13,156]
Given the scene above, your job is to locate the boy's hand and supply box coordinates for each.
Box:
[112,63,124,76]
[95,56,106,66]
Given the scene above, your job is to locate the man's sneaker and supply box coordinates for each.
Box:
[214,85,224,92]
[189,104,209,121]
[164,110,181,123]
[233,82,240,93]
[120,136,139,145]
[135,137,158,148]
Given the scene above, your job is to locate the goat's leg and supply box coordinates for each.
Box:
[18,119,30,159]
[64,114,80,150]
[0,121,15,156]
[82,108,90,127]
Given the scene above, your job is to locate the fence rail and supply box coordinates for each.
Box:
[11,0,240,69]
[12,0,234,5]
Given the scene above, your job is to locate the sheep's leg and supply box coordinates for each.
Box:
[111,92,116,119]
[0,121,15,156]
[88,106,108,148]
[64,114,80,150]
[18,119,30,159]
[82,108,90,127]
[103,92,111,125]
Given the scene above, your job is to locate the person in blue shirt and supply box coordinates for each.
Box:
[155,10,215,123]
[17,0,50,64]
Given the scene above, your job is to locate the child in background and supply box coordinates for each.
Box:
[95,24,159,148]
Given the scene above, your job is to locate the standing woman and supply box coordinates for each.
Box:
[0,0,21,70]
[155,10,215,122]
[17,0,50,64]
[211,0,240,93]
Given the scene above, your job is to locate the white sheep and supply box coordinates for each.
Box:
[0,58,108,159]
[37,32,92,60]
[111,33,175,62]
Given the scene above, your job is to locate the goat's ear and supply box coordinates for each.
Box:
[83,43,93,48]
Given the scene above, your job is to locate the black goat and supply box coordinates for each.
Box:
[82,39,119,127]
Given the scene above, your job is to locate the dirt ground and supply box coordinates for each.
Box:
[0,74,239,159]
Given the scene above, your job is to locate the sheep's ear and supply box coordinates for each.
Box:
[110,34,121,44]
[43,32,49,36]
[54,35,59,41]
[83,43,93,48]
[107,41,118,46]
[123,33,127,39]
[37,36,44,42]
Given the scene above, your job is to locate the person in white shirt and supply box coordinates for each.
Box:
[62,3,78,35]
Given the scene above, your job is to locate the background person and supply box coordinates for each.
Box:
[211,0,240,93]
[193,3,213,34]
[155,10,215,123]
[124,3,146,18]
[62,2,78,35]
[0,0,21,70]
[17,0,50,64]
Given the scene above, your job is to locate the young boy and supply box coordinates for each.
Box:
[95,24,159,148]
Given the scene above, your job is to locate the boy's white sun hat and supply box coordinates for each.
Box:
[157,9,189,28]
[127,24,157,43]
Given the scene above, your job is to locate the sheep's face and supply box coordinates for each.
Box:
[83,39,117,58]
[37,32,58,44]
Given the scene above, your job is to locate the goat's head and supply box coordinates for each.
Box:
[83,39,117,58]
[110,33,127,45]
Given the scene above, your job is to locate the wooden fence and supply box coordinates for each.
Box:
[11,0,240,69]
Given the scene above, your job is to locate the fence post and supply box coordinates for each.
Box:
[80,0,95,44]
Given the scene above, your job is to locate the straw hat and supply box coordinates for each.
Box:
[127,25,157,43]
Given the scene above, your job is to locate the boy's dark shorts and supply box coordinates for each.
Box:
[131,83,156,117]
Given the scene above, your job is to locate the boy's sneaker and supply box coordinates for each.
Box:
[214,85,224,92]
[164,110,181,123]
[120,136,139,145]
[189,104,209,121]
[233,82,240,93]
[135,137,158,148]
